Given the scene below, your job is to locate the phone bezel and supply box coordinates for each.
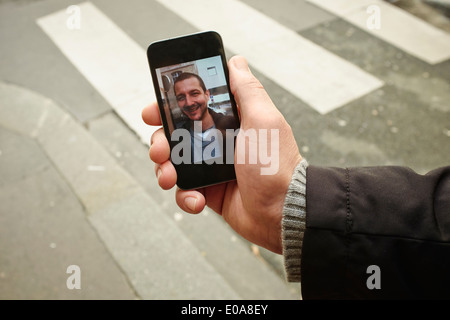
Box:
[147,31,240,190]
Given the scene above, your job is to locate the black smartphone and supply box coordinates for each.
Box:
[147,31,240,190]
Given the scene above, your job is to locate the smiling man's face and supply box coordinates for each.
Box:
[174,77,210,121]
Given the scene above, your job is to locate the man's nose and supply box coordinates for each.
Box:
[185,95,194,106]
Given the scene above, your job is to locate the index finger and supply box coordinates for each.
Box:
[142,102,162,126]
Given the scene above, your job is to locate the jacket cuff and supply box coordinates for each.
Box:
[282,159,308,282]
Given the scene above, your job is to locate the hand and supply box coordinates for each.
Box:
[142,56,302,254]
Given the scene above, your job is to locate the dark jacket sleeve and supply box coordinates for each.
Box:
[301,165,450,299]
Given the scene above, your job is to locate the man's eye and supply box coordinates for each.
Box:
[176,96,185,102]
[191,92,199,96]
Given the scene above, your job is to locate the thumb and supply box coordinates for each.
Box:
[228,56,278,122]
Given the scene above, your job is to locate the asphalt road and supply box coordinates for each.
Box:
[0,0,449,300]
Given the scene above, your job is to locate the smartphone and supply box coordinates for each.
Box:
[147,31,240,190]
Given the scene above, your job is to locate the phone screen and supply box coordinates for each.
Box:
[147,31,240,190]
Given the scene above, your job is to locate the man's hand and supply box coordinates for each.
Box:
[142,56,302,254]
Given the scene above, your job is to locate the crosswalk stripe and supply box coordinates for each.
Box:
[156,0,383,114]
[36,1,158,145]
[307,0,450,65]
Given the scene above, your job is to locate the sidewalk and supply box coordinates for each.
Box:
[0,81,299,299]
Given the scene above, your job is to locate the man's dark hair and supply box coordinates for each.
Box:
[173,72,207,93]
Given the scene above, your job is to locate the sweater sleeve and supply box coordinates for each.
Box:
[281,159,308,282]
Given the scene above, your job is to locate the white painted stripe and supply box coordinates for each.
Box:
[36,2,158,145]
[156,0,383,114]
[307,0,450,64]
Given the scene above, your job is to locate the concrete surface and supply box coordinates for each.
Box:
[0,0,449,300]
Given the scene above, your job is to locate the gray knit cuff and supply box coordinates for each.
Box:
[282,158,308,282]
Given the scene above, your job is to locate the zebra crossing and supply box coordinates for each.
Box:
[36,0,449,151]
[155,0,383,115]
[307,0,450,64]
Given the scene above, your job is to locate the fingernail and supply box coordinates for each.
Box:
[157,168,162,180]
[184,197,197,212]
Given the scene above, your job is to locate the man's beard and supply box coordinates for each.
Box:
[183,103,205,120]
